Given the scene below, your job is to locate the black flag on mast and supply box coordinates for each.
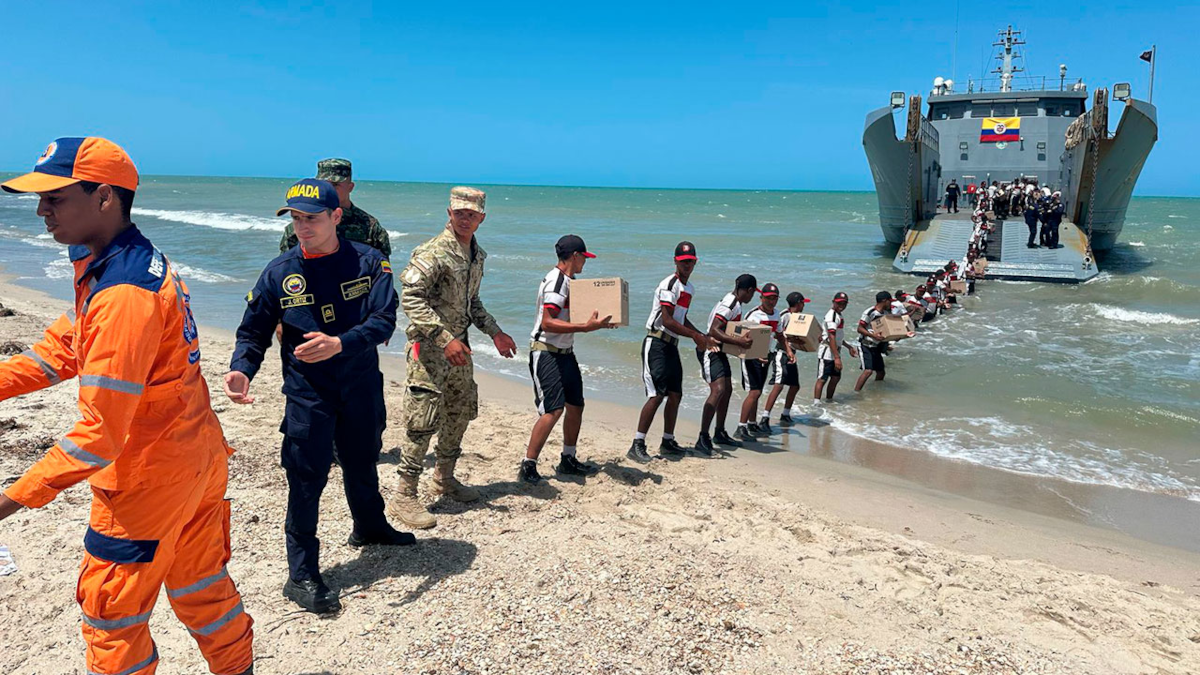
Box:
[1139,49,1154,62]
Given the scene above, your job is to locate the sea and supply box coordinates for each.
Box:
[1,176,1197,504]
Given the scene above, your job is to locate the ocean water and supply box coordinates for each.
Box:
[1,176,1196,502]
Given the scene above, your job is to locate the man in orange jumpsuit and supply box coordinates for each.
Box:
[0,137,254,675]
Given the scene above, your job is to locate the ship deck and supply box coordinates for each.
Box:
[892,213,1098,282]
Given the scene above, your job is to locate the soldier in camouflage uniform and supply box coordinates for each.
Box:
[280,158,391,257]
[390,186,517,529]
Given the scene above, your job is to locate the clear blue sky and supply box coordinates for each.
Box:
[1,1,1192,194]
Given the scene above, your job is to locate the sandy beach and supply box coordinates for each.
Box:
[2,276,1199,675]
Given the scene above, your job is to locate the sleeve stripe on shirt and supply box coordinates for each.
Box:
[59,437,112,469]
[19,349,61,385]
[79,374,145,395]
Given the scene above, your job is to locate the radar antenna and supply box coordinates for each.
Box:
[992,25,1025,92]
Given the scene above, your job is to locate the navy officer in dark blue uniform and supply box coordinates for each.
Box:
[224,178,414,615]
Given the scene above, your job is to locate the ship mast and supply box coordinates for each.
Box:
[992,25,1025,92]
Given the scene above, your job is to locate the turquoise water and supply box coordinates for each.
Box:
[1,176,1196,501]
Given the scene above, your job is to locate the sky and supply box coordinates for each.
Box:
[0,1,1194,195]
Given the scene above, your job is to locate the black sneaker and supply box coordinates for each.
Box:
[712,428,742,447]
[747,422,768,436]
[735,426,755,443]
[518,460,543,484]
[779,414,794,426]
[626,439,653,464]
[757,418,773,434]
[557,454,599,476]
[347,527,416,548]
[283,577,341,614]
[659,438,687,456]
[693,432,714,457]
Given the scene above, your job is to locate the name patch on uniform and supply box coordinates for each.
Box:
[321,304,336,323]
[340,276,371,300]
[282,274,307,296]
[281,294,314,309]
[381,260,393,274]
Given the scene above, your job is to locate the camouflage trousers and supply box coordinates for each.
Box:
[398,339,479,478]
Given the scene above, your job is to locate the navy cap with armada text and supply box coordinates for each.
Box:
[276,178,340,216]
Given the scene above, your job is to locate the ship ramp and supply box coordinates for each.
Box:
[892,213,1098,282]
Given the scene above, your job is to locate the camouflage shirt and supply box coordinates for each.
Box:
[400,225,501,348]
[279,202,391,257]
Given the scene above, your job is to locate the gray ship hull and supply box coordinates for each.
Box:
[862,103,940,245]
[1061,99,1158,252]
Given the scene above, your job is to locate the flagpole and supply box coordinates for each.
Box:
[1149,44,1156,104]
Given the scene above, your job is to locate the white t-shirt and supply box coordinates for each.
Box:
[706,291,742,333]
[859,307,887,347]
[817,308,844,361]
[890,299,907,316]
[531,267,573,350]
[922,292,936,312]
[745,305,781,352]
[645,273,694,338]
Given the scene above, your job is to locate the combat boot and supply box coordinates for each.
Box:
[389,473,437,530]
[432,459,480,502]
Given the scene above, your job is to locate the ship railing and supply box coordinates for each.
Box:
[917,119,939,152]
[956,75,1086,94]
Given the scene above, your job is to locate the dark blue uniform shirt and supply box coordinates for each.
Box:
[231,237,397,399]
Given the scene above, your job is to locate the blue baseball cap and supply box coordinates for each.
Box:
[276,178,339,216]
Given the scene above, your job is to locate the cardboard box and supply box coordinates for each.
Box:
[905,303,926,321]
[948,279,967,294]
[783,313,821,352]
[721,321,772,360]
[870,314,916,342]
[569,277,629,327]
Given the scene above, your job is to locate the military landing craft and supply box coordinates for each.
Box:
[864,26,1158,281]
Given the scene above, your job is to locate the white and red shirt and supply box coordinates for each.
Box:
[531,267,573,350]
[745,305,781,352]
[706,291,742,333]
[817,308,844,361]
[646,273,694,339]
[890,299,907,316]
[859,307,887,347]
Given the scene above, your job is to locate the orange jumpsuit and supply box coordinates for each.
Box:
[0,226,254,675]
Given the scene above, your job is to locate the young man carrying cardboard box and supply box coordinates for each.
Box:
[762,291,811,426]
[692,274,757,456]
[520,235,618,484]
[854,292,892,393]
[736,284,782,440]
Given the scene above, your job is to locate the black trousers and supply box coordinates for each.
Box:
[281,377,389,581]
[1046,220,1061,248]
[1025,213,1039,245]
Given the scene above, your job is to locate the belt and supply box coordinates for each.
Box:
[647,330,679,346]
[529,341,573,355]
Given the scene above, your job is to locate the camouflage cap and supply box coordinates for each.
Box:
[449,186,486,213]
[316,158,352,183]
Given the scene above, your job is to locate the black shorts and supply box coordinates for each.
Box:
[740,358,769,392]
[642,336,683,397]
[768,350,800,387]
[859,344,886,374]
[529,349,584,415]
[816,358,841,380]
[696,348,732,383]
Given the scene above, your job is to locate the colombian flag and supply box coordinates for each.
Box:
[980,117,1020,142]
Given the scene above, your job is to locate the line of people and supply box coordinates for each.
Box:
[0,138,984,675]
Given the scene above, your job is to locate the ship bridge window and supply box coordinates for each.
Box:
[970,105,991,118]
[1062,104,1079,117]
[992,103,1015,116]
[949,105,965,119]
[1046,105,1059,116]
[1016,102,1038,116]
[934,106,949,120]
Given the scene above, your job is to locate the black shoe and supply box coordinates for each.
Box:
[712,429,742,447]
[1027,243,1037,248]
[626,439,653,464]
[693,432,714,457]
[779,415,794,426]
[756,418,773,434]
[283,577,341,614]
[518,460,544,484]
[747,422,768,436]
[735,426,755,443]
[659,438,687,456]
[556,454,599,476]
[347,526,416,548]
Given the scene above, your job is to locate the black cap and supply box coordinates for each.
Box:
[760,283,779,297]
[895,289,907,299]
[555,234,595,260]
[674,241,698,261]
[833,292,849,303]
[786,291,810,306]
[876,291,893,303]
[735,273,758,291]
